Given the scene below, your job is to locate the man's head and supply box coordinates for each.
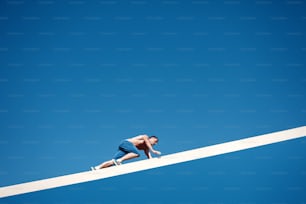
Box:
[149,135,159,145]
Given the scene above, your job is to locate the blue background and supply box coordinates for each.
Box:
[1,0,306,203]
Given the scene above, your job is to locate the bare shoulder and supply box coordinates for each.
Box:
[129,134,148,141]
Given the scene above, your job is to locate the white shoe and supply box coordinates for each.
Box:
[112,159,121,166]
[90,166,97,171]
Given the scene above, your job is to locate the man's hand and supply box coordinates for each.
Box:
[152,150,161,155]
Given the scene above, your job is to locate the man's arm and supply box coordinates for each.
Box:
[142,135,161,155]
[144,148,152,159]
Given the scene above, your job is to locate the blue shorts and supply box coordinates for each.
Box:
[113,140,140,160]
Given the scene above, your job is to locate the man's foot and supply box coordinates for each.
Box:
[112,159,122,166]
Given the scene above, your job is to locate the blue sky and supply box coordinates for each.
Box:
[1,0,306,203]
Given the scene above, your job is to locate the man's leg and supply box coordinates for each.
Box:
[117,152,139,163]
[95,160,114,169]
[95,152,139,169]
[115,141,140,164]
[114,152,139,165]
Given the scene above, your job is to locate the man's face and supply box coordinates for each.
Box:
[149,137,158,146]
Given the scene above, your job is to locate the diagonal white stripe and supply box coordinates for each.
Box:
[0,126,305,198]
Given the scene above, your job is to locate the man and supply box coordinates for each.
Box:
[91,134,161,170]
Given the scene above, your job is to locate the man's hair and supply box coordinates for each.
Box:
[149,135,158,141]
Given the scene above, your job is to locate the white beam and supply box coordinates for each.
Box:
[0,126,305,198]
